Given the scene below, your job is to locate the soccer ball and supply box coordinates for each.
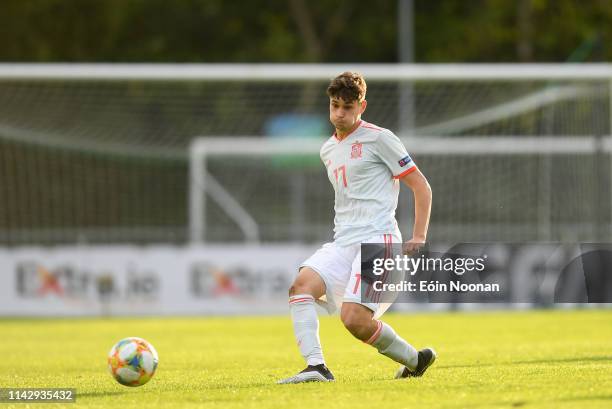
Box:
[107,337,159,387]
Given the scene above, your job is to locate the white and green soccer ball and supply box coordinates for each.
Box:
[108,337,159,387]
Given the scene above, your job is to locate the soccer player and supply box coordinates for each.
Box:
[278,72,435,384]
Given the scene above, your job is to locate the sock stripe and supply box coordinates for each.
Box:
[364,320,383,345]
[289,299,313,305]
[289,296,314,304]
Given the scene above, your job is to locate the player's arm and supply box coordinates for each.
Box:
[374,129,432,253]
[399,167,432,254]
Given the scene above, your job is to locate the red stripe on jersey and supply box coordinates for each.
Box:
[381,234,393,302]
[375,234,392,304]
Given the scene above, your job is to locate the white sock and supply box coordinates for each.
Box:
[289,294,325,366]
[365,320,418,370]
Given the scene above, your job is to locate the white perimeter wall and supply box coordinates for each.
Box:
[0,245,317,316]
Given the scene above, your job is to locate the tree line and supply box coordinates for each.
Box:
[1,0,610,63]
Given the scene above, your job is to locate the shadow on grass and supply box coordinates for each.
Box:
[496,394,612,408]
[462,394,612,409]
[512,356,612,365]
[437,355,612,369]
[555,394,612,402]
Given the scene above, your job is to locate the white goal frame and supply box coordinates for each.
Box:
[3,63,612,81]
[189,135,612,243]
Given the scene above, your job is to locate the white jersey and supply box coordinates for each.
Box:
[320,120,416,246]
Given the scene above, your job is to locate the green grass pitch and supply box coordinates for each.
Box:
[0,309,611,409]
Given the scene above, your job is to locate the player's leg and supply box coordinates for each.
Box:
[278,267,335,384]
[279,243,354,384]
[340,301,418,367]
[341,234,436,378]
[340,301,436,378]
[288,267,326,367]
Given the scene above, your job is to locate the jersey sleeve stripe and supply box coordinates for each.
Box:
[393,165,417,179]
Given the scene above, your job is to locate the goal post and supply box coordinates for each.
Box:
[188,137,324,243]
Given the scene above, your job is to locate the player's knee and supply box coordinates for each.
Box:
[341,313,359,334]
[288,280,308,297]
[341,309,369,339]
[289,268,318,297]
[289,268,326,298]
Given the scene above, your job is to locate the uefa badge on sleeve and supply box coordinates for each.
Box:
[398,155,412,167]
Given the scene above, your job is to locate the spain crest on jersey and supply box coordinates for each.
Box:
[350,142,363,159]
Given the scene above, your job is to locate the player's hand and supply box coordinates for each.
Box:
[403,238,425,256]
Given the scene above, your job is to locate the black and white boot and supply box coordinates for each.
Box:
[277,364,335,384]
[395,348,437,378]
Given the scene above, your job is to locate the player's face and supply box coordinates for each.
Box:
[329,97,366,131]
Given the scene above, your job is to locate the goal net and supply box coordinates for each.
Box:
[0,64,611,244]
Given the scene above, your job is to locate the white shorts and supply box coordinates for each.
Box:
[299,232,401,319]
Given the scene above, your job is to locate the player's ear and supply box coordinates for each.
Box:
[360,99,367,114]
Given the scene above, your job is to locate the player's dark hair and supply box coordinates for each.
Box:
[326,71,367,102]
